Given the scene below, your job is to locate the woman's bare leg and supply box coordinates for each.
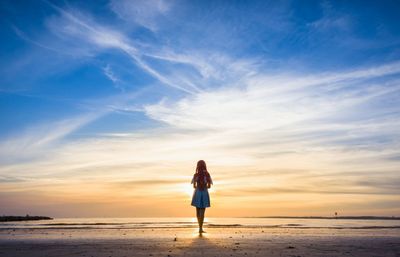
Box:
[199,208,206,232]
[196,208,200,229]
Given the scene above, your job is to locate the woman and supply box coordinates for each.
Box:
[191,160,213,233]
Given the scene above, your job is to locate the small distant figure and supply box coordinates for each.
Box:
[191,160,213,233]
[335,212,338,219]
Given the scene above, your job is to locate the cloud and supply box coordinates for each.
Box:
[102,64,124,91]
[308,1,353,33]
[0,112,102,163]
[109,0,172,31]
[217,186,400,197]
[143,61,400,135]
[111,179,186,187]
[45,2,201,94]
[102,64,118,83]
[0,175,25,183]
[1,62,399,199]
[0,88,149,164]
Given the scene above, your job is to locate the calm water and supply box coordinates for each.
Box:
[1,217,399,230]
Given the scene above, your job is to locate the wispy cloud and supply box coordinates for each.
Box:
[0,112,102,163]
[308,1,353,32]
[102,64,119,83]
[45,2,202,94]
[102,64,123,90]
[0,88,149,164]
[109,0,172,31]
[2,61,399,201]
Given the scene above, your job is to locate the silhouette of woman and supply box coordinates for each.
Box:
[191,160,213,233]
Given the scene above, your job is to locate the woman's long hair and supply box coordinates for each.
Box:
[196,160,208,174]
[195,160,211,190]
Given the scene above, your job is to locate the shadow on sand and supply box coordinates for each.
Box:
[180,230,229,256]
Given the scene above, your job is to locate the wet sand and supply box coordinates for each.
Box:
[1,227,400,257]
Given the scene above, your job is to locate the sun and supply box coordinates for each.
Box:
[182,183,194,198]
[179,183,216,198]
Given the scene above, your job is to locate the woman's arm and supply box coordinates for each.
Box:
[191,175,197,188]
[207,174,213,188]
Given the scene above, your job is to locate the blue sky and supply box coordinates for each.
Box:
[0,0,400,217]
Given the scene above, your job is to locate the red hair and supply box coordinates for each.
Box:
[194,160,212,190]
[196,160,208,174]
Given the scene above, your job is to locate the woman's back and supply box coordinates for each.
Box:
[193,170,212,190]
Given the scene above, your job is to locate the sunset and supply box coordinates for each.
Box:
[1,0,399,256]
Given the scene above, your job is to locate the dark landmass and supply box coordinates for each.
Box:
[252,216,400,220]
[0,216,53,222]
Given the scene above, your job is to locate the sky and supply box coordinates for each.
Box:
[0,0,400,218]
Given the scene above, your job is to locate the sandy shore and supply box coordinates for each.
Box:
[1,227,400,257]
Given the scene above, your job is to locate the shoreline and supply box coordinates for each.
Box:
[2,225,400,230]
[251,216,400,220]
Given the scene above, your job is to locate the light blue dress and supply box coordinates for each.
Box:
[191,174,212,208]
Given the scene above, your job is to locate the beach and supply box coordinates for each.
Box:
[1,218,400,257]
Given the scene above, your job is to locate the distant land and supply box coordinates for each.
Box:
[0,215,53,222]
[252,216,400,220]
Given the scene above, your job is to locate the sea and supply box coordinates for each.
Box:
[1,217,399,230]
